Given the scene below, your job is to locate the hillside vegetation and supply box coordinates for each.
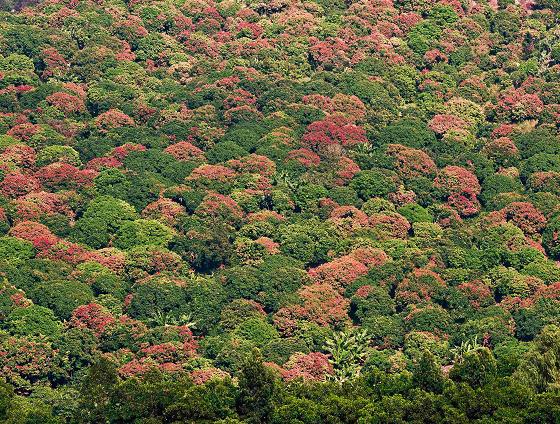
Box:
[1,0,560,422]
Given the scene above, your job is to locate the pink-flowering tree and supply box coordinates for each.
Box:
[227,154,276,178]
[0,336,67,389]
[328,206,370,235]
[298,283,351,326]
[348,247,390,269]
[447,191,481,217]
[528,171,560,195]
[483,137,519,167]
[386,143,437,179]
[94,109,135,132]
[13,191,75,222]
[6,123,41,142]
[302,115,368,154]
[37,240,89,265]
[36,162,96,191]
[458,280,495,309]
[0,144,36,168]
[273,283,350,334]
[434,165,481,197]
[308,255,369,293]
[395,268,446,309]
[494,88,544,122]
[428,114,469,136]
[81,248,127,275]
[424,49,448,66]
[46,92,86,115]
[368,212,412,239]
[302,94,333,114]
[195,192,244,225]
[309,37,351,70]
[280,352,333,381]
[189,367,230,385]
[0,172,40,197]
[86,156,123,171]
[69,303,116,336]
[187,164,237,182]
[286,148,321,168]
[41,47,69,79]
[164,141,205,161]
[501,202,547,235]
[110,143,147,161]
[223,88,257,110]
[142,198,186,225]
[331,94,367,123]
[8,221,59,250]
[335,157,361,185]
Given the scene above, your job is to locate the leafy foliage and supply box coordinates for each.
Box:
[0,0,559,420]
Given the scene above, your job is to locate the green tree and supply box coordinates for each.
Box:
[0,237,34,266]
[0,379,13,422]
[412,350,445,393]
[514,325,560,393]
[206,141,248,164]
[350,170,397,200]
[236,349,277,423]
[449,347,497,388]
[5,305,62,340]
[543,215,560,259]
[72,196,138,249]
[113,219,174,250]
[30,280,94,321]
[76,358,118,424]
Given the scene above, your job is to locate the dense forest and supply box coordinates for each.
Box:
[0,0,40,11]
[0,0,560,421]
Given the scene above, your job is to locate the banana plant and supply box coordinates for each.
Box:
[325,329,370,383]
[147,310,198,329]
[352,141,374,156]
[273,170,301,193]
[450,336,484,364]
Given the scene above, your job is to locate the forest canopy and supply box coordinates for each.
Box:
[0,0,560,421]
